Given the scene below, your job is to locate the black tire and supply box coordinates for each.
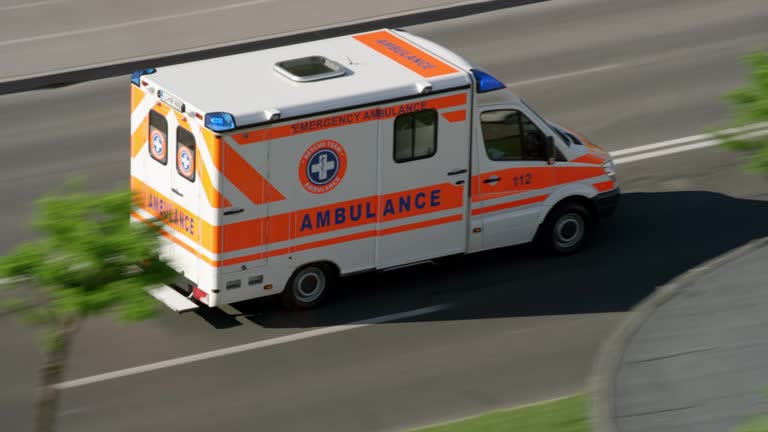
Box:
[537,201,592,255]
[281,263,333,310]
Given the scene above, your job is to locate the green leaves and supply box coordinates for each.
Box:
[721,50,768,175]
[0,180,174,334]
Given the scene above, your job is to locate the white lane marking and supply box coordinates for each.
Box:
[612,129,768,165]
[610,122,768,157]
[53,303,452,390]
[0,0,64,12]
[506,64,624,87]
[0,0,272,47]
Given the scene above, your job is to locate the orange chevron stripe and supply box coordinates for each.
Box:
[197,148,232,209]
[593,180,616,192]
[571,153,606,164]
[441,109,466,123]
[130,85,145,113]
[131,116,148,158]
[222,142,286,204]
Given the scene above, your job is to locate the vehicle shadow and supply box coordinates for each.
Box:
[199,190,768,329]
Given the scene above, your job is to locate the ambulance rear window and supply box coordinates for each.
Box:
[394,110,438,163]
[176,127,196,183]
[148,110,168,165]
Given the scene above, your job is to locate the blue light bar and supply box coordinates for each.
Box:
[205,112,236,132]
[471,69,506,93]
[130,68,156,86]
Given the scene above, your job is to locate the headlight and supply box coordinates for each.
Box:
[602,160,616,180]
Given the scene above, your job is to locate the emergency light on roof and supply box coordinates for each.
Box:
[274,56,348,82]
[130,68,156,86]
[471,69,506,93]
[205,112,236,132]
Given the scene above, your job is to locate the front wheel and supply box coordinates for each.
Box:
[537,202,592,255]
[281,264,333,310]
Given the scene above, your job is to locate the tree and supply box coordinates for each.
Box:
[720,51,768,174]
[0,180,175,432]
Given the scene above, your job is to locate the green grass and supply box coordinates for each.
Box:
[410,394,589,432]
[736,415,768,432]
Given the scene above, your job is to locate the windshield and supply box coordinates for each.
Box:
[521,98,570,145]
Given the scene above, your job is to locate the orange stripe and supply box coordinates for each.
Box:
[222,213,463,267]
[472,194,548,216]
[131,211,218,267]
[555,166,606,184]
[175,112,191,131]
[152,102,171,117]
[225,183,464,252]
[134,207,463,269]
[201,128,223,170]
[197,149,232,209]
[130,85,145,113]
[353,30,458,78]
[593,180,615,192]
[131,116,148,158]
[131,177,220,253]
[571,153,605,164]
[472,190,522,203]
[132,175,465,255]
[380,214,462,236]
[441,109,466,123]
[222,143,286,204]
[232,93,468,145]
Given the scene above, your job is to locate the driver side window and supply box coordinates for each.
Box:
[480,109,548,161]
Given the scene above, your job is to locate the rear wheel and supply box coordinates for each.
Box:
[538,201,592,255]
[281,264,333,310]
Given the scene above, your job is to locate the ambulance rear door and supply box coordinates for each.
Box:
[168,119,201,284]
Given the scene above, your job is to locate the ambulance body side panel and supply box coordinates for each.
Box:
[264,108,380,280]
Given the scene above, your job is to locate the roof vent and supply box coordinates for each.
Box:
[274,56,348,82]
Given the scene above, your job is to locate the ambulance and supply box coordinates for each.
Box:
[129,28,620,312]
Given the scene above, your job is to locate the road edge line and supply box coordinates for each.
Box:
[588,236,768,432]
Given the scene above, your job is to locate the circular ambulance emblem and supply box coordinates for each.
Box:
[177,146,194,179]
[299,140,347,194]
[149,129,166,160]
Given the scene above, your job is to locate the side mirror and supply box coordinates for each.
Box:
[546,136,556,165]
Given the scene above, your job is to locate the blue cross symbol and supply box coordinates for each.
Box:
[308,150,338,185]
[152,134,163,154]
[180,151,191,171]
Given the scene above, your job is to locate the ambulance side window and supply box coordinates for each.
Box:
[176,127,196,183]
[394,109,437,163]
[481,110,548,161]
[148,110,168,165]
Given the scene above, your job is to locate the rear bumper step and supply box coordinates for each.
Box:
[146,284,200,313]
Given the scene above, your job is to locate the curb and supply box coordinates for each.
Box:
[0,0,545,96]
[588,236,768,432]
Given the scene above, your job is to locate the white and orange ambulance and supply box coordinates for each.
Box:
[129,28,619,312]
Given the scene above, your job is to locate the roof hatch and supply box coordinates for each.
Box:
[273,56,348,82]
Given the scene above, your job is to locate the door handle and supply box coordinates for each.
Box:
[171,188,184,197]
[448,168,467,176]
[483,176,501,184]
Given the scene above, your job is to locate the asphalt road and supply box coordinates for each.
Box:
[0,0,542,84]
[1,0,768,431]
